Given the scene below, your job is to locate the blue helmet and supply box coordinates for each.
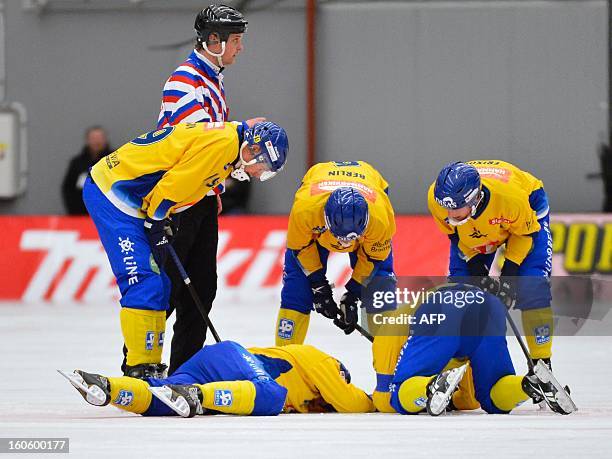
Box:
[434,162,482,224]
[324,187,369,242]
[241,122,288,182]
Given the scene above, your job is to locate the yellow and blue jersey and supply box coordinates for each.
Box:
[248,344,375,413]
[427,160,546,265]
[90,122,241,220]
[287,161,396,286]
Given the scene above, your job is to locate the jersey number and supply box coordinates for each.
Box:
[130,127,174,146]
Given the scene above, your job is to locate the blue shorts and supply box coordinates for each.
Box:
[280,243,397,314]
[144,341,288,416]
[389,286,516,414]
[449,190,552,310]
[83,176,171,311]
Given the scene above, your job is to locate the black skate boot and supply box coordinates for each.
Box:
[57,369,111,406]
[522,360,577,415]
[426,364,468,416]
[124,363,168,379]
[149,384,205,418]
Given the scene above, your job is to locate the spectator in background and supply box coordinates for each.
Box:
[61,126,111,215]
[219,176,251,214]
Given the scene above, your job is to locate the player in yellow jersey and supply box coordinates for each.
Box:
[274,161,397,407]
[59,340,374,417]
[82,121,288,379]
[427,160,554,369]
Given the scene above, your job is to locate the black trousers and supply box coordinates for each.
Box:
[164,195,219,374]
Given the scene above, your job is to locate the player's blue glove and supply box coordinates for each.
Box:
[334,291,360,335]
[144,217,173,268]
[311,279,340,320]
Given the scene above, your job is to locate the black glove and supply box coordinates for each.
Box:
[311,280,340,320]
[334,291,360,335]
[144,217,173,268]
[478,276,517,309]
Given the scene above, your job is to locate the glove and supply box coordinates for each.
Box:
[478,276,517,309]
[144,217,173,268]
[334,291,360,335]
[311,280,340,320]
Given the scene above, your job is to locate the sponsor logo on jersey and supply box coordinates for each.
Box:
[370,239,391,253]
[145,331,155,351]
[105,152,120,169]
[205,173,220,188]
[214,389,233,407]
[473,240,501,254]
[278,318,294,340]
[534,325,551,345]
[114,390,134,407]
[311,181,377,203]
[488,217,513,225]
[475,166,511,183]
[469,228,488,239]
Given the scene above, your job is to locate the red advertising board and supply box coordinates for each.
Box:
[0,214,610,303]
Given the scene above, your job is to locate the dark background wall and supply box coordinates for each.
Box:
[0,1,606,214]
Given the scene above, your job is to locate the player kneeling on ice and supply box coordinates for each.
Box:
[83,121,288,379]
[389,283,575,416]
[59,341,374,417]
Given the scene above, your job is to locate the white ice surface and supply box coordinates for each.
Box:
[1,299,611,458]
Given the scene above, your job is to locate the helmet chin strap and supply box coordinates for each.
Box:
[202,40,226,67]
[230,141,254,182]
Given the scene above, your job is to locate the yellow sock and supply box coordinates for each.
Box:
[196,380,257,415]
[108,376,152,414]
[521,307,553,359]
[275,309,310,345]
[120,307,166,366]
[397,376,432,414]
[490,375,530,412]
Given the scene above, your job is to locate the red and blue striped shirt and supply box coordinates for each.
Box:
[158,50,229,128]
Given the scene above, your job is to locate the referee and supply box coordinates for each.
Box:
[157,4,264,374]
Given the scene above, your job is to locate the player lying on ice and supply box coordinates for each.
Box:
[60,341,375,417]
[385,282,575,416]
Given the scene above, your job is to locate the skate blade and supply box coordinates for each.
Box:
[57,370,107,406]
[427,364,468,416]
[533,361,578,414]
[148,386,192,418]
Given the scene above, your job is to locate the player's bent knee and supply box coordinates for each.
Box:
[488,375,529,414]
[252,380,288,416]
[391,376,431,414]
